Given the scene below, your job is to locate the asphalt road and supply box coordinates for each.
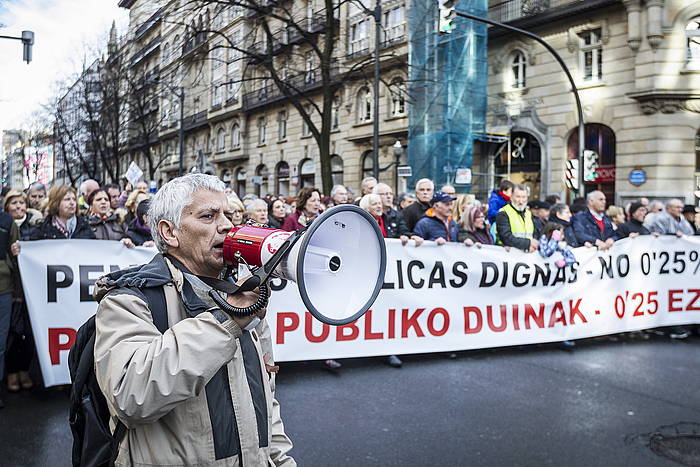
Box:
[2,333,699,467]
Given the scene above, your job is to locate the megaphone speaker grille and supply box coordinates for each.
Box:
[295,204,387,325]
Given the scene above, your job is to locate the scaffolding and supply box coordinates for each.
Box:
[408,0,488,191]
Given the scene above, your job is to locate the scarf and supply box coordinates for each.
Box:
[14,215,26,228]
[377,215,387,238]
[135,218,151,233]
[499,191,511,202]
[297,211,318,227]
[53,216,77,238]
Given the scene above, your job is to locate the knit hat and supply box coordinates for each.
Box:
[629,202,645,216]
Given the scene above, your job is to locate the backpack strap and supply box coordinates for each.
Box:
[140,286,168,334]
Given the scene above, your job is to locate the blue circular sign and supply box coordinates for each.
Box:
[629,168,647,186]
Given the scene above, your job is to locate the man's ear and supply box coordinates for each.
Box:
[158,220,179,250]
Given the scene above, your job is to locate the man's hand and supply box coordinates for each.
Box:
[464,238,474,247]
[651,232,661,237]
[435,237,446,246]
[226,289,267,330]
[10,241,20,256]
[399,235,409,246]
[120,238,135,248]
[629,232,640,238]
[529,238,539,250]
[676,231,684,238]
[411,235,423,247]
[584,241,593,248]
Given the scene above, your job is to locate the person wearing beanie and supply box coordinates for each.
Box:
[615,202,650,239]
[682,204,699,235]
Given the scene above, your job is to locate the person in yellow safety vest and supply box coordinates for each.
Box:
[493,184,540,252]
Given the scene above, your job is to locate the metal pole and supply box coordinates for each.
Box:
[372,1,381,180]
[507,128,511,179]
[178,88,185,177]
[455,11,585,198]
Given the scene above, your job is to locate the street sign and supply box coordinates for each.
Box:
[628,167,647,186]
[397,165,413,177]
[454,168,472,184]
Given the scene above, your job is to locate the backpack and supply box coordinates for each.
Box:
[68,287,168,467]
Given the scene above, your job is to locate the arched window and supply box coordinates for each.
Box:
[235,166,247,196]
[510,51,526,89]
[331,154,344,185]
[389,78,406,117]
[357,87,372,123]
[299,158,315,187]
[361,150,374,179]
[162,43,170,63]
[276,161,290,197]
[216,127,226,151]
[255,164,269,197]
[221,169,232,184]
[231,123,241,148]
[687,17,700,69]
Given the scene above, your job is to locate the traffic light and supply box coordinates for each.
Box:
[583,149,599,182]
[565,159,579,191]
[438,0,458,34]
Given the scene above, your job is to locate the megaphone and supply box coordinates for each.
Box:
[209,204,387,326]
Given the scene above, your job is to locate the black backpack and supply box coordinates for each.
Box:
[68,287,168,467]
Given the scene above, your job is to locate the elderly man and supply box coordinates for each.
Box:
[439,185,456,197]
[79,179,100,213]
[494,184,538,252]
[93,174,295,466]
[26,182,47,210]
[330,184,349,205]
[414,191,458,244]
[615,202,650,239]
[649,199,695,237]
[572,190,616,250]
[374,183,423,247]
[402,178,435,232]
[360,177,377,196]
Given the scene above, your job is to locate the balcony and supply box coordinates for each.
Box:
[182,32,208,58]
[131,35,162,66]
[133,65,160,92]
[241,66,340,111]
[134,8,162,41]
[182,110,208,131]
[488,0,614,26]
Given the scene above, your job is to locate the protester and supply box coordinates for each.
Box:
[682,205,699,235]
[548,203,577,247]
[452,194,478,227]
[360,177,377,196]
[440,185,456,197]
[225,196,245,226]
[397,192,415,211]
[458,205,494,246]
[643,200,665,229]
[545,194,561,206]
[87,189,134,247]
[402,178,434,232]
[330,185,349,206]
[92,173,295,465]
[282,187,321,231]
[606,205,625,228]
[246,199,269,225]
[487,179,514,224]
[25,182,47,211]
[373,183,423,246]
[414,191,458,244]
[649,199,695,237]
[494,184,538,252]
[615,202,650,239]
[528,200,550,236]
[572,191,615,250]
[539,222,576,268]
[0,206,19,409]
[267,198,287,229]
[241,193,258,208]
[78,179,100,213]
[3,192,35,395]
[103,183,123,210]
[126,199,154,247]
[124,189,150,224]
[30,185,96,240]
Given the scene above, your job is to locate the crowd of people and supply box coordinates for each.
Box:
[0,174,698,409]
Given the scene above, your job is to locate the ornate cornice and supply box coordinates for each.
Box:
[627,90,700,114]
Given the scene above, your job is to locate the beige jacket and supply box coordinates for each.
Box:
[93,255,295,466]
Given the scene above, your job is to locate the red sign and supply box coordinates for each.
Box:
[591,165,615,183]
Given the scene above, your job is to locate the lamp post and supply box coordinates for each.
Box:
[0,30,34,64]
[177,88,185,176]
[454,10,586,198]
[392,140,404,192]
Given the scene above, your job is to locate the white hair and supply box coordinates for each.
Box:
[80,179,98,196]
[245,198,268,215]
[330,184,347,198]
[359,193,381,212]
[148,173,226,253]
[586,190,603,203]
[372,183,392,194]
[361,177,377,189]
[415,178,434,190]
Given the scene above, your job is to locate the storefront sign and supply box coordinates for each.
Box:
[592,165,615,183]
[629,168,647,186]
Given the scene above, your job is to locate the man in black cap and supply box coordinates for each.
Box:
[682,205,699,235]
[528,200,551,237]
[615,202,650,239]
[413,191,459,244]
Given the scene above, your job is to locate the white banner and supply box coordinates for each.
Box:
[18,237,700,386]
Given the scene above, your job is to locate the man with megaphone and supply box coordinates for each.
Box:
[92,174,296,466]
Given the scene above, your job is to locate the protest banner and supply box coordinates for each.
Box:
[18,236,700,386]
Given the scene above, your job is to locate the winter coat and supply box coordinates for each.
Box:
[89,213,129,241]
[458,227,494,245]
[414,213,459,242]
[402,200,431,233]
[383,208,413,239]
[30,215,96,240]
[16,209,43,241]
[281,210,319,231]
[548,214,578,247]
[0,212,19,296]
[571,210,616,246]
[615,219,650,239]
[93,254,296,467]
[487,190,508,224]
[648,211,695,236]
[126,218,152,246]
[267,216,285,230]
[494,204,534,251]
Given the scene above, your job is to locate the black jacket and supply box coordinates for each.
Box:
[89,213,129,241]
[572,210,616,245]
[615,219,650,239]
[383,208,413,239]
[402,200,430,233]
[126,219,153,246]
[548,214,578,247]
[30,215,96,240]
[494,207,532,251]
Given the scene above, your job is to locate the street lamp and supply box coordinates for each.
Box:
[0,30,35,64]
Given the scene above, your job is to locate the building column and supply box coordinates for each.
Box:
[623,0,642,51]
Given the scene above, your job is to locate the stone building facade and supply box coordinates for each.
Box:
[482,0,700,205]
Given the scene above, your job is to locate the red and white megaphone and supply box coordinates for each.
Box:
[209,204,387,326]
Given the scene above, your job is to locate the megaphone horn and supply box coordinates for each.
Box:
[211,204,387,326]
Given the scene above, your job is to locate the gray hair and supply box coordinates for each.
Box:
[79,179,99,196]
[666,198,684,208]
[361,177,377,189]
[415,178,434,190]
[359,193,381,212]
[513,183,528,194]
[245,198,268,215]
[551,203,569,216]
[148,173,226,252]
[330,184,347,198]
[372,182,392,194]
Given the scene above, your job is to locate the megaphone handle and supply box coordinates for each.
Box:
[208,283,270,317]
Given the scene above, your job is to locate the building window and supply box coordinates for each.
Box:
[257,116,267,145]
[212,43,224,69]
[162,43,170,64]
[304,51,316,83]
[231,123,241,148]
[579,28,603,81]
[211,82,222,107]
[277,110,287,141]
[331,96,340,130]
[357,87,372,123]
[302,105,313,136]
[235,167,246,195]
[695,128,700,171]
[350,19,370,56]
[389,78,406,117]
[331,154,344,185]
[217,128,226,151]
[299,158,315,187]
[255,164,269,197]
[362,150,374,179]
[383,6,405,43]
[193,97,201,114]
[510,51,526,89]
[687,17,700,69]
[276,161,290,196]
